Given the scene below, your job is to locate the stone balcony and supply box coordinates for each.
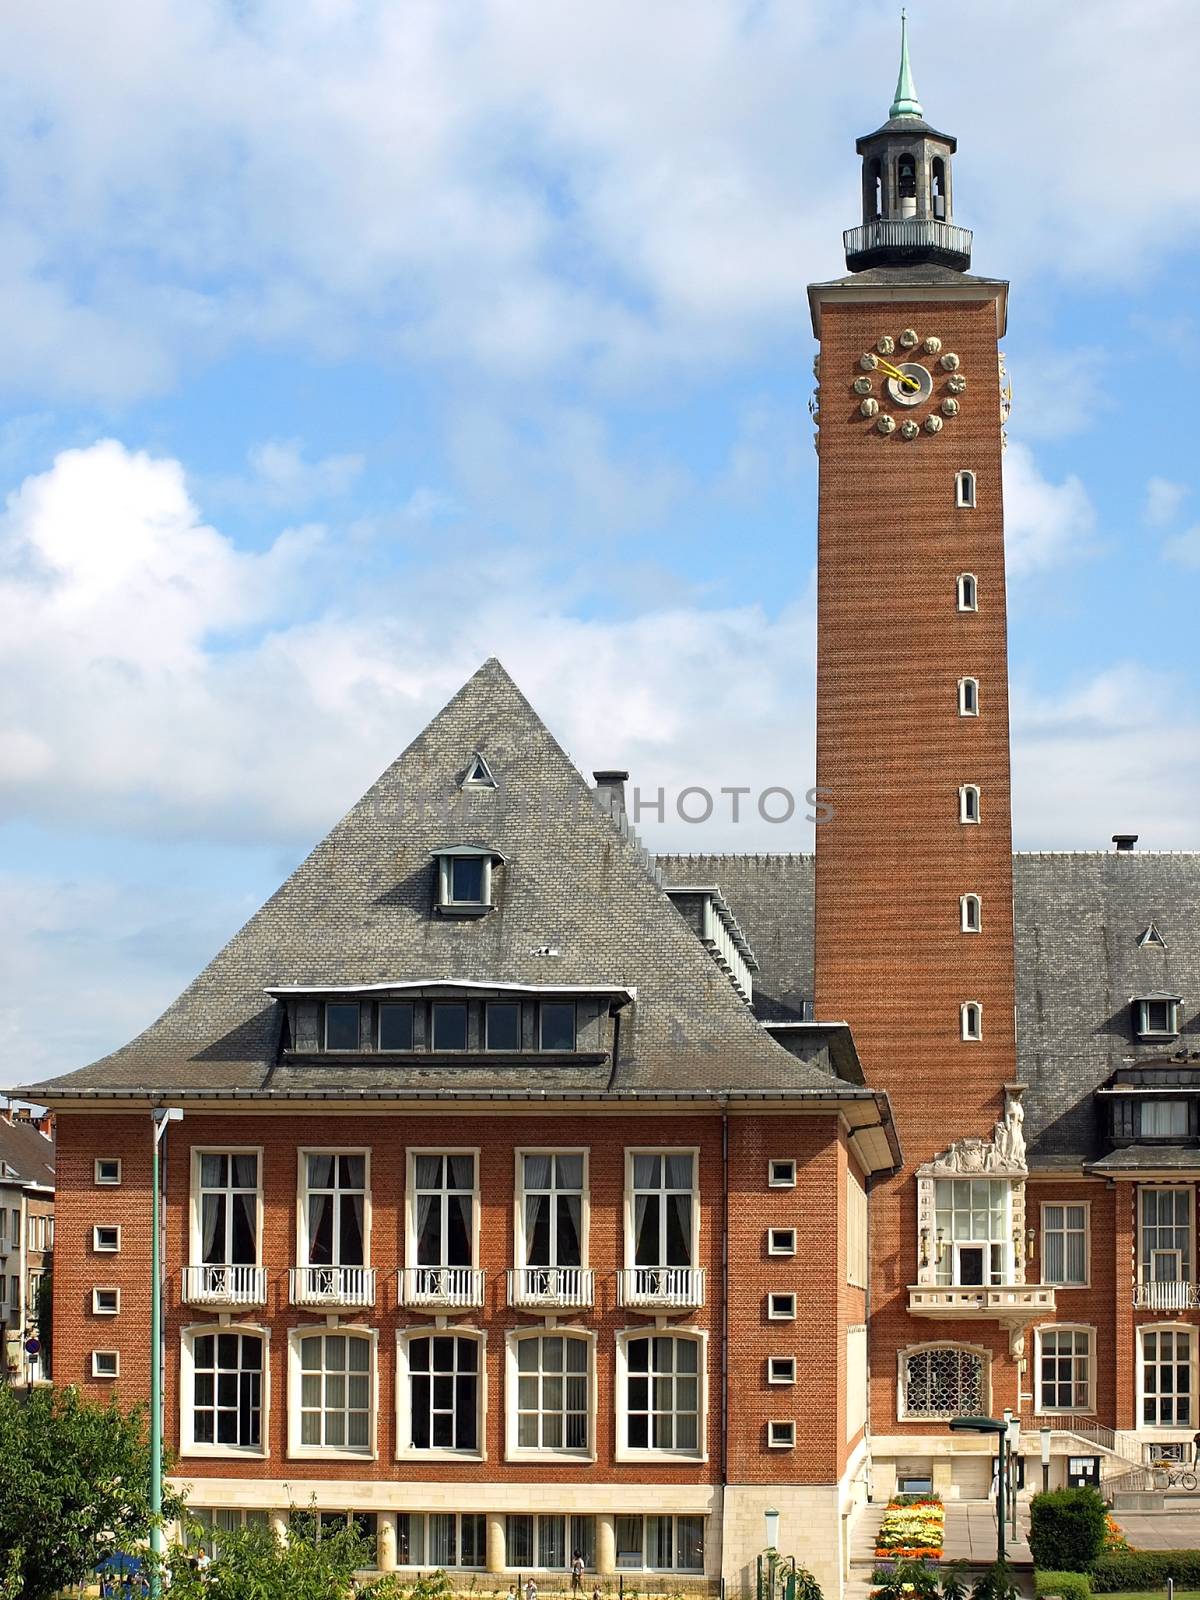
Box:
[907,1282,1056,1354]
[400,1265,486,1310]
[182,1264,268,1309]
[507,1265,595,1311]
[618,1266,706,1312]
[289,1264,376,1308]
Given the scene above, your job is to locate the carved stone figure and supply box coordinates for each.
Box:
[940,352,961,371]
[941,397,959,417]
[876,413,896,434]
[993,1088,1027,1167]
[924,335,943,353]
[924,414,943,433]
[900,327,919,347]
[948,374,967,394]
[900,419,919,439]
[860,352,879,371]
[860,397,879,418]
[853,376,874,395]
[877,335,896,355]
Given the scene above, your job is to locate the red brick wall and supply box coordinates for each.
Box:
[53,1108,847,1486]
[812,294,1020,1435]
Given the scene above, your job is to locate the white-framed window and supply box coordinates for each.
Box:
[768,1356,797,1385]
[397,1329,485,1458]
[183,1325,268,1456]
[615,1514,704,1572]
[539,1000,577,1052]
[958,677,980,716]
[1136,998,1181,1039]
[627,1150,698,1270]
[957,572,978,612]
[378,1001,415,1052]
[955,469,977,508]
[961,1001,983,1041]
[768,1159,796,1188]
[768,1228,796,1256]
[768,1292,797,1320]
[191,1510,271,1559]
[93,1226,121,1253]
[935,1178,1011,1284]
[396,1512,486,1569]
[1141,1325,1195,1427]
[616,1330,707,1461]
[434,848,499,914]
[288,1327,376,1458]
[92,1287,120,1315]
[485,1000,521,1051]
[1141,1101,1190,1139]
[506,1329,594,1460]
[299,1150,368,1269]
[1042,1202,1089,1287]
[959,784,981,824]
[900,1344,988,1420]
[505,1514,596,1571]
[961,893,982,933]
[94,1158,122,1185]
[193,1150,261,1268]
[517,1150,586,1270]
[767,1419,796,1449]
[408,1150,478,1272]
[1037,1325,1093,1413]
[847,1174,868,1288]
[324,1000,362,1051]
[1139,1187,1193,1286]
[92,1350,120,1378]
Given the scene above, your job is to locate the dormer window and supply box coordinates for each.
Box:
[1140,1100,1190,1139]
[325,1002,362,1052]
[1134,994,1182,1040]
[433,846,504,916]
[539,1001,577,1052]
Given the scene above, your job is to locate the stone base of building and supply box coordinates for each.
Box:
[721,1442,870,1600]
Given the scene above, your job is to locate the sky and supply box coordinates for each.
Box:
[2,0,1199,1084]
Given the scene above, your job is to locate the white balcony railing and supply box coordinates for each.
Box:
[400,1266,485,1309]
[1135,1281,1200,1311]
[618,1266,706,1310]
[289,1265,376,1308]
[843,218,973,266]
[907,1283,1056,1318]
[507,1266,595,1310]
[182,1264,267,1308]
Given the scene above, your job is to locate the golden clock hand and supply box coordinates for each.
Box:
[875,356,920,391]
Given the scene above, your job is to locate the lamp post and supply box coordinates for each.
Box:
[763,1508,780,1600]
[1005,1411,1021,1541]
[949,1416,1007,1565]
[150,1107,183,1600]
[1040,1427,1052,1494]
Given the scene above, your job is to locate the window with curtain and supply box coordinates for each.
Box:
[198,1153,258,1265]
[1140,1187,1193,1283]
[522,1153,583,1267]
[191,1330,263,1450]
[1140,1101,1190,1138]
[298,1332,372,1451]
[1042,1203,1088,1286]
[515,1333,589,1451]
[304,1153,366,1266]
[396,1513,485,1568]
[414,1154,475,1267]
[408,1334,480,1451]
[625,1334,700,1452]
[631,1152,694,1268]
[614,1515,703,1571]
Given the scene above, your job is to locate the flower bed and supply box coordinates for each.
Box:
[873,1497,945,1565]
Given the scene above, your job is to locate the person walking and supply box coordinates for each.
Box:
[526,1577,539,1600]
[571,1552,585,1593]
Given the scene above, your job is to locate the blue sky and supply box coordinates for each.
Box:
[2,0,1199,1082]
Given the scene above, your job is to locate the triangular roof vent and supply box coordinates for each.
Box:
[461,752,497,790]
[1138,922,1167,949]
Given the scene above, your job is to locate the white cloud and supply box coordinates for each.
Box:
[1145,475,1189,527]
[212,439,365,511]
[1001,441,1097,577]
[1164,526,1200,569]
[1004,348,1109,440]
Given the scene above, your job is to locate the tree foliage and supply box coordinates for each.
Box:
[168,1516,420,1600]
[0,1383,178,1600]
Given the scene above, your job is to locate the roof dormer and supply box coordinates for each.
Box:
[432,844,506,917]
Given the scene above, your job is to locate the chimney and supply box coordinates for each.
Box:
[593,770,630,819]
[1112,834,1138,853]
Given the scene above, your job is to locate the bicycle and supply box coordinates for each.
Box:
[1151,1463,1198,1490]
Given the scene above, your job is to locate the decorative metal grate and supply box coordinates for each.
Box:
[904,1346,985,1419]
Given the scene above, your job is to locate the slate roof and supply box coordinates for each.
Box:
[13,662,887,1117]
[0,1115,55,1189]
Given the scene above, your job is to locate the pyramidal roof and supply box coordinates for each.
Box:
[16,659,875,1106]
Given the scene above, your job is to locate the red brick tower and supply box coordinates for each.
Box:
[810,24,1025,1492]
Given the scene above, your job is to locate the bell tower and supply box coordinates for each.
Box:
[809,23,1033,1491]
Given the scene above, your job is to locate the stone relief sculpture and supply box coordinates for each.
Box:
[947,374,967,394]
[877,334,896,354]
[876,413,896,433]
[853,376,874,395]
[940,352,961,371]
[924,414,943,433]
[860,352,879,371]
[860,397,879,417]
[900,419,919,439]
[900,327,919,347]
[924,335,942,353]
[941,397,959,417]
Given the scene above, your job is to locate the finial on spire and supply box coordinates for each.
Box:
[889,9,924,119]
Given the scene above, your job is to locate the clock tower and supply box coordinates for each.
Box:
[809,22,1035,1496]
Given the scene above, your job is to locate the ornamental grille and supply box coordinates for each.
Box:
[904,1347,984,1419]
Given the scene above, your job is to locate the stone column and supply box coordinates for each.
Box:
[486,1511,507,1575]
[595,1513,616,1576]
[377,1512,398,1574]
[269,1510,288,1546]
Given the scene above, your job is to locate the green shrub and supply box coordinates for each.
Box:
[1034,1572,1092,1600]
[1089,1549,1200,1591]
[970,1562,1019,1600]
[1028,1489,1109,1573]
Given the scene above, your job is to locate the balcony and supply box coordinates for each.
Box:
[289,1265,376,1309]
[507,1266,595,1311]
[400,1265,485,1310]
[843,218,973,273]
[1134,1281,1200,1311]
[618,1266,706,1311]
[182,1264,267,1308]
[908,1284,1056,1319]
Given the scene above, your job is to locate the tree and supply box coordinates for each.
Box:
[0,1383,179,1600]
[167,1516,412,1600]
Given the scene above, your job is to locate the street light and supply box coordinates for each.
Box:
[1005,1412,1021,1541]
[1040,1427,1052,1494]
[149,1107,183,1600]
[949,1416,1008,1565]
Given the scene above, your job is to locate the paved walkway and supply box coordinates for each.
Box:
[941,1503,1031,1566]
[1111,1504,1200,1549]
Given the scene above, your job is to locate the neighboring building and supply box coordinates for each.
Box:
[11,23,1200,1600]
[0,1108,56,1385]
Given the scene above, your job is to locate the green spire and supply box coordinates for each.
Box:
[889,9,924,119]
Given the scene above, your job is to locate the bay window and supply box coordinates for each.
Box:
[934,1178,1011,1285]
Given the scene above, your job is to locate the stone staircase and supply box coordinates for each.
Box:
[844,1505,884,1600]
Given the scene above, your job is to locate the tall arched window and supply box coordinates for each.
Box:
[958,677,980,717]
[959,784,981,823]
[960,894,982,933]
[868,158,883,219]
[932,156,947,219]
[961,1001,983,1041]
[956,470,977,508]
[507,1329,594,1458]
[957,573,978,612]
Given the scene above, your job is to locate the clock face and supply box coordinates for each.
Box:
[853,329,965,438]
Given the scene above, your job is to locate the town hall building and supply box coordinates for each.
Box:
[14,26,1200,1600]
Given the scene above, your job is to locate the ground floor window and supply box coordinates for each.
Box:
[505,1514,595,1570]
[191,1509,268,1557]
[902,1345,986,1420]
[1142,1327,1194,1426]
[614,1514,703,1572]
[289,1509,377,1544]
[1037,1327,1092,1413]
[192,1330,264,1449]
[397,1513,486,1568]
